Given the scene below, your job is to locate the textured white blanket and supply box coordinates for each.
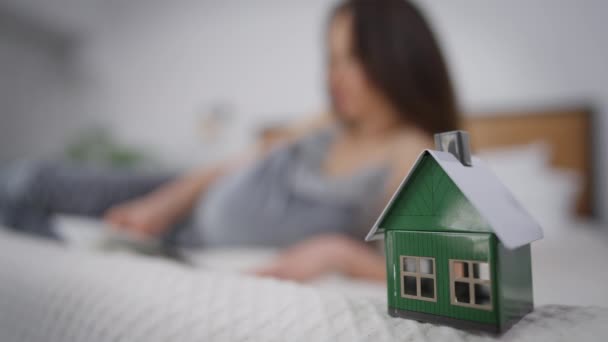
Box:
[0,230,607,342]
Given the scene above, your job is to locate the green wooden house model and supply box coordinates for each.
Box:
[365,131,543,334]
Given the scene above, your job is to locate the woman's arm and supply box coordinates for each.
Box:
[337,238,386,281]
[253,234,386,282]
[104,156,245,236]
[105,113,333,237]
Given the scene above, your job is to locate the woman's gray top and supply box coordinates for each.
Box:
[0,128,390,247]
[191,128,390,247]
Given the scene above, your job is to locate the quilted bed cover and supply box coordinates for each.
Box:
[0,229,607,342]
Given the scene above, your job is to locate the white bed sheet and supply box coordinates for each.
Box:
[1,219,608,342]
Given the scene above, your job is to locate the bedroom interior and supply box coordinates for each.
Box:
[0,0,607,340]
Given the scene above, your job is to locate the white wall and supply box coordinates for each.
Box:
[0,24,100,162]
[80,0,335,166]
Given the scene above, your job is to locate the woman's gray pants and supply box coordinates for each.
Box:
[0,161,172,239]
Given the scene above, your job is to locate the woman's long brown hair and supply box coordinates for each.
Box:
[332,0,460,135]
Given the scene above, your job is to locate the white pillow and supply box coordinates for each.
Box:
[477,143,581,228]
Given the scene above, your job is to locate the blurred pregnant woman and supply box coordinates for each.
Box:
[0,0,459,282]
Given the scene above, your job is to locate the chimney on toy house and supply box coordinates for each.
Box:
[434,130,472,167]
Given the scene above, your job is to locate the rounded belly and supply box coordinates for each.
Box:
[193,164,360,247]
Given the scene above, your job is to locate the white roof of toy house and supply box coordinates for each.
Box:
[365,150,544,250]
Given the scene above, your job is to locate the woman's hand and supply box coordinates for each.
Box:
[252,234,386,282]
[103,163,234,237]
[104,195,174,237]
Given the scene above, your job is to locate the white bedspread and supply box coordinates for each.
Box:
[1,229,607,342]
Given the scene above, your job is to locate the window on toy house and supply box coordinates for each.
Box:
[449,260,492,310]
[400,256,436,302]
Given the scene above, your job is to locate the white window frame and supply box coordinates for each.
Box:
[449,259,493,311]
[399,256,437,302]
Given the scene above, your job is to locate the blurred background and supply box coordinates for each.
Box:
[0,0,607,222]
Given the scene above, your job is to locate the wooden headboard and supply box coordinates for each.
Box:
[464,107,594,217]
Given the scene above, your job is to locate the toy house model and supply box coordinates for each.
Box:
[366,131,543,334]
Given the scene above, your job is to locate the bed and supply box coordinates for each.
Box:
[1,227,608,342]
[0,105,607,341]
